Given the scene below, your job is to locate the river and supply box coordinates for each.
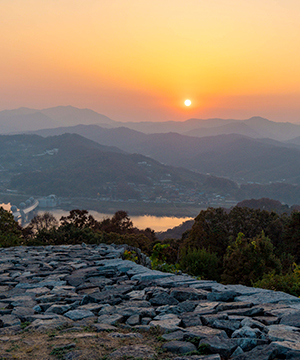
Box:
[1,203,193,232]
[43,209,193,232]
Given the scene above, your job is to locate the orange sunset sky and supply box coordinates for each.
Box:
[1,0,300,122]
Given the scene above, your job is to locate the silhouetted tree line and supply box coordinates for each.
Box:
[2,205,300,295]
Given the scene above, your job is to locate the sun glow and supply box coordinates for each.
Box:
[184,99,192,106]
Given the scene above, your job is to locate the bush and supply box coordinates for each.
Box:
[222,232,282,286]
[179,247,220,280]
[0,208,23,247]
[150,243,179,273]
[254,264,300,297]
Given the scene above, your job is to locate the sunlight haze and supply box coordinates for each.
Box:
[1,0,300,122]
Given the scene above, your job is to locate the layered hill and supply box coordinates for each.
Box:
[3,106,300,142]
[0,106,115,133]
[30,125,300,185]
[0,134,237,199]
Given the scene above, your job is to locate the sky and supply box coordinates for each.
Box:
[1,0,300,122]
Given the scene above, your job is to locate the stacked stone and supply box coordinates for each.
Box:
[1,244,300,359]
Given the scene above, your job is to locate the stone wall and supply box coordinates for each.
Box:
[1,243,300,359]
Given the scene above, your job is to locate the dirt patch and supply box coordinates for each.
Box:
[0,326,181,360]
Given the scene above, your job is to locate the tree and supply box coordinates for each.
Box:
[181,207,230,257]
[60,209,96,229]
[28,212,58,233]
[281,211,300,263]
[0,207,22,247]
[222,232,282,286]
[97,210,134,234]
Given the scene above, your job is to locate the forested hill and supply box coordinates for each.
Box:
[30,124,300,185]
[0,133,237,199]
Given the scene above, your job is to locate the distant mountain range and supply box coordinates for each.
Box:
[0,106,115,133]
[113,116,300,141]
[2,105,300,142]
[3,105,300,201]
[30,124,300,185]
[0,133,237,200]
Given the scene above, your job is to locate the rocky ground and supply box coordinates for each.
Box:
[1,244,300,359]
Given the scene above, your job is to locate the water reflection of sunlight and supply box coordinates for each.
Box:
[39,209,193,232]
[0,203,12,211]
[0,204,192,231]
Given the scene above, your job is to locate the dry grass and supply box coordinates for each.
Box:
[0,326,179,360]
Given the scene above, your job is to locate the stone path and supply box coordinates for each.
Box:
[1,243,300,359]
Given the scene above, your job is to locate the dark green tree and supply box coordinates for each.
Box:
[222,232,282,286]
[181,207,230,257]
[0,207,22,247]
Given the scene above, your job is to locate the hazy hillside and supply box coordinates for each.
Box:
[4,105,300,141]
[29,125,300,185]
[0,134,237,200]
[0,106,115,133]
[115,116,300,141]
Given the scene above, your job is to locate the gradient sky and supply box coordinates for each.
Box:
[1,0,300,122]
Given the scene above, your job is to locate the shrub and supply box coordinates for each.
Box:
[179,247,220,280]
[254,264,300,297]
[0,207,23,247]
[222,232,282,286]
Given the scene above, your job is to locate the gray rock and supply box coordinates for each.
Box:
[0,315,21,327]
[28,315,72,331]
[162,330,186,341]
[64,309,94,321]
[11,306,35,321]
[280,309,300,327]
[231,346,244,357]
[126,314,140,326]
[97,314,124,325]
[149,291,179,306]
[180,312,202,327]
[216,301,253,312]
[199,336,238,358]
[45,304,72,315]
[235,338,269,352]
[183,326,228,340]
[240,317,266,332]
[194,301,219,315]
[150,313,182,332]
[207,290,237,302]
[232,326,262,339]
[235,290,300,305]
[170,287,208,301]
[162,340,197,354]
[253,315,279,325]
[267,324,300,342]
[141,317,152,325]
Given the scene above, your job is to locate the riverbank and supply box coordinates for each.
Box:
[0,193,219,217]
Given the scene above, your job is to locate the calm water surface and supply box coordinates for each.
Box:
[46,209,193,232]
[1,203,192,232]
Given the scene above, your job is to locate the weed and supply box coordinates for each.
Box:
[149,325,164,338]
[50,344,76,359]
[21,321,31,329]
[5,344,20,353]
[47,330,57,339]
[186,336,201,347]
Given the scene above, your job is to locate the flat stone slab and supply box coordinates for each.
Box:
[162,340,197,354]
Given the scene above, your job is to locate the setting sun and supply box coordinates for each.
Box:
[184,99,192,107]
